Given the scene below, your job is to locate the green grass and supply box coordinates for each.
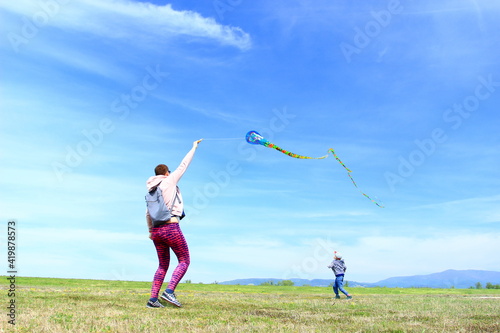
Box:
[1,276,499,332]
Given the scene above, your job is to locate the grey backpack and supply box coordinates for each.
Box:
[145,182,176,226]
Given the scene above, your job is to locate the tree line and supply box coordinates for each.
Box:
[471,282,500,289]
[260,280,295,286]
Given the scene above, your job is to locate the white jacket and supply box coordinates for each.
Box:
[146,145,197,229]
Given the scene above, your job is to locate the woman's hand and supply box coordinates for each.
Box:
[193,139,203,148]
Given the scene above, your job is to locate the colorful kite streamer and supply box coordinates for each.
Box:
[245,130,384,207]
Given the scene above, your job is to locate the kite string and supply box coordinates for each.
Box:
[202,138,241,141]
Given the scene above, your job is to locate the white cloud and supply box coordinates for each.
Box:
[1,0,251,50]
[0,165,144,224]
[347,233,500,282]
[16,227,155,280]
[34,43,133,81]
[9,223,500,283]
[409,195,500,225]
[22,227,145,243]
[415,194,500,209]
[187,232,500,283]
[153,94,257,125]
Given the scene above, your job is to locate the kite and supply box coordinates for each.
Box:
[245,130,384,207]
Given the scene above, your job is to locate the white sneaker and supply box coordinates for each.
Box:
[146,299,165,308]
[161,291,182,307]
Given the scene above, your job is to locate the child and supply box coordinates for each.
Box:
[327,251,352,299]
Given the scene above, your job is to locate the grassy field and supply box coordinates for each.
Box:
[1,277,499,332]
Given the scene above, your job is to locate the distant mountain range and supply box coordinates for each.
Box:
[220,270,500,289]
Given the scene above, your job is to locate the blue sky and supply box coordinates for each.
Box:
[1,0,499,285]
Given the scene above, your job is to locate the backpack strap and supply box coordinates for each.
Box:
[157,181,179,215]
[169,186,180,216]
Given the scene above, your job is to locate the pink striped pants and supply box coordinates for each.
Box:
[150,223,190,298]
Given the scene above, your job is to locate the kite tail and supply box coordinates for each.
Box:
[245,130,383,207]
[266,144,384,207]
[263,144,384,207]
[328,149,384,208]
[267,143,329,159]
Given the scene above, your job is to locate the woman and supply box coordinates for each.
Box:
[146,139,202,308]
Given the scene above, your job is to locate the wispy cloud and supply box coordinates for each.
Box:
[408,195,500,224]
[33,43,133,81]
[18,227,156,280]
[1,0,252,50]
[413,194,500,210]
[154,94,258,125]
[349,233,500,281]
